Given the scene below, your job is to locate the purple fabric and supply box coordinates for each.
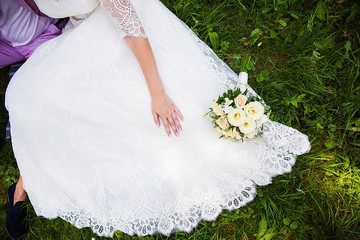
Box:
[12,0,46,17]
[12,0,69,29]
[0,40,26,68]
[12,0,69,33]
[14,23,61,59]
[0,0,68,69]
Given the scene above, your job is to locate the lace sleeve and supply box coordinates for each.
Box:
[99,0,147,38]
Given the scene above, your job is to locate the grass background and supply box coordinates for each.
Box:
[0,0,359,239]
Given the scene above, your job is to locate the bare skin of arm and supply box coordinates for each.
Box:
[124,36,184,137]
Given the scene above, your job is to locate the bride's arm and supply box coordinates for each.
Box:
[100,0,183,136]
[125,37,184,137]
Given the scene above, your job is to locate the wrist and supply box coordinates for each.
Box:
[149,87,165,98]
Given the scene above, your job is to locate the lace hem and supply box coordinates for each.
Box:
[26,120,310,237]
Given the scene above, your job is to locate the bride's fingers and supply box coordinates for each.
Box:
[172,113,182,132]
[160,116,171,136]
[174,106,184,121]
[167,115,179,136]
[152,109,160,127]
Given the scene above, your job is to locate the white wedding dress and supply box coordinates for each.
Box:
[5,0,311,237]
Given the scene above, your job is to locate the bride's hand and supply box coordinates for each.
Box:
[123,36,183,136]
[151,91,184,136]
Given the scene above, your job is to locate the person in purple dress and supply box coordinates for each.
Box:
[0,1,67,239]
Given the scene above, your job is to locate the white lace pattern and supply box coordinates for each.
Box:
[99,0,147,38]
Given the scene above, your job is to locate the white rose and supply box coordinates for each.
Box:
[244,101,265,120]
[216,116,229,130]
[227,108,246,127]
[245,130,257,139]
[239,118,257,134]
[223,105,234,114]
[234,94,248,107]
[212,100,224,116]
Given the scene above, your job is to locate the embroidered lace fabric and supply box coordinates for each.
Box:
[6,0,311,237]
[99,0,147,38]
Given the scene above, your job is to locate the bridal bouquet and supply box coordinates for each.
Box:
[207,57,270,141]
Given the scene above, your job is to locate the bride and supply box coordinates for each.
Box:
[5,0,311,237]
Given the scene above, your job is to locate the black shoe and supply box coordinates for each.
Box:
[5,183,28,240]
[6,183,16,207]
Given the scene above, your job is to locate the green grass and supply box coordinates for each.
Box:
[1,0,359,239]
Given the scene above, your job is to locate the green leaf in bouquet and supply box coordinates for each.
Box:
[226,126,234,132]
[217,96,225,104]
[248,96,259,102]
[234,88,241,97]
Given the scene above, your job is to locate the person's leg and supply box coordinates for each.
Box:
[13,175,27,205]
